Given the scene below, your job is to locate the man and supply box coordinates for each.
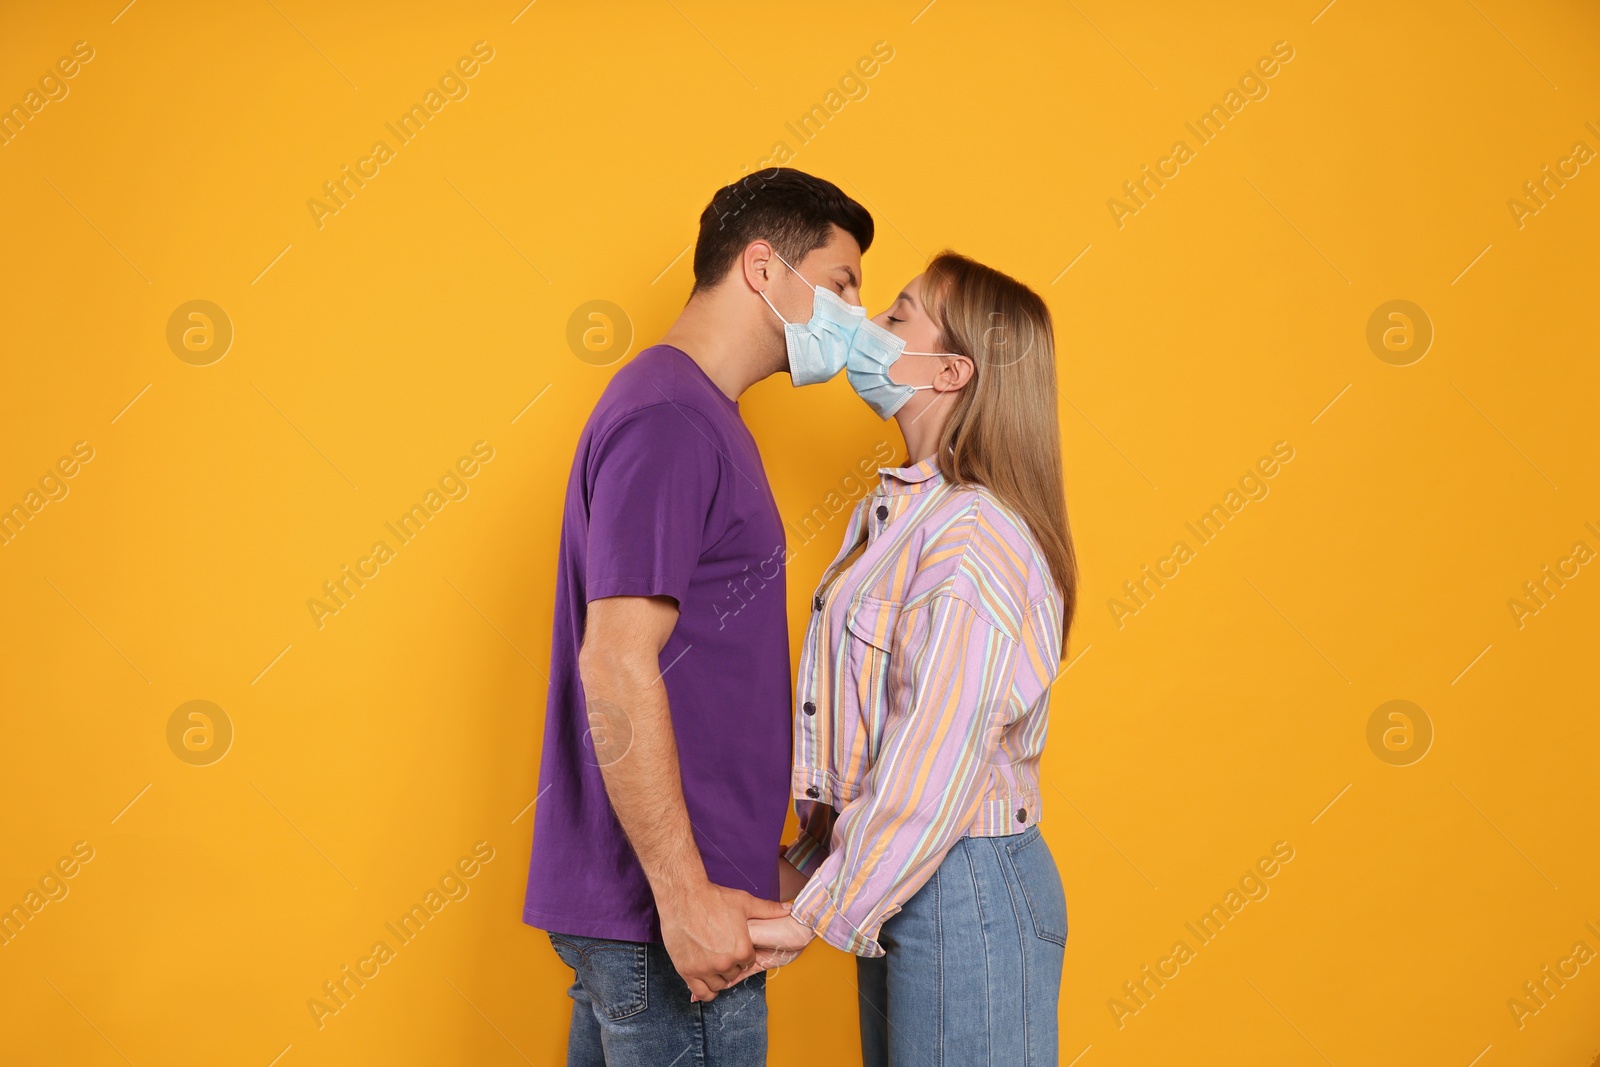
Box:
[524,168,874,1063]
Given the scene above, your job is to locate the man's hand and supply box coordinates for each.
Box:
[726,913,818,988]
[660,882,791,1002]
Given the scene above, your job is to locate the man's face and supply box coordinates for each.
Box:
[773,224,864,321]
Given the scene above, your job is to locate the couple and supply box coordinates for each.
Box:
[524,168,1078,1065]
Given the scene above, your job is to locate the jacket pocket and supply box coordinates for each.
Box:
[548,934,649,1020]
[845,595,902,651]
[1006,830,1068,947]
[844,596,902,749]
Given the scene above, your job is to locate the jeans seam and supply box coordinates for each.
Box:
[638,942,650,1025]
[962,842,993,1067]
[692,994,706,1067]
[933,862,944,1067]
[996,836,1033,1065]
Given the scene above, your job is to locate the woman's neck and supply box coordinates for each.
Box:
[894,398,951,465]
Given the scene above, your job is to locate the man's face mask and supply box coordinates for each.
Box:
[757,249,863,387]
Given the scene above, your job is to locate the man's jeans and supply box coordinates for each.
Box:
[548,932,766,1066]
[857,826,1068,1066]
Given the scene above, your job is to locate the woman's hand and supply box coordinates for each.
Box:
[751,913,815,958]
[716,914,817,993]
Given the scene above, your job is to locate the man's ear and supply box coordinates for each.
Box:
[742,240,776,293]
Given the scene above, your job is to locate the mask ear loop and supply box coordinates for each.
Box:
[756,287,790,326]
[771,248,804,280]
[895,351,967,425]
[756,247,812,326]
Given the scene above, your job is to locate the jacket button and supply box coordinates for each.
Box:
[875,504,889,521]
[1016,808,1027,823]
[806,786,821,799]
[812,594,823,611]
[803,701,816,716]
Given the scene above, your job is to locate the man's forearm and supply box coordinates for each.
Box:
[583,663,706,901]
[575,597,779,1001]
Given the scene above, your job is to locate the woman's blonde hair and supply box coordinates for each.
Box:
[923,251,1078,654]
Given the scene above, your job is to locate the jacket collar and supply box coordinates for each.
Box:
[878,455,944,495]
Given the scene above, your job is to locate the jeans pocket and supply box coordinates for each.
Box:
[549,934,650,1021]
[1007,830,1068,947]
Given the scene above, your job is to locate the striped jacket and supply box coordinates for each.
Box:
[785,456,1064,956]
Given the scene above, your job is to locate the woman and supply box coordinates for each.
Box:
[748,252,1078,1065]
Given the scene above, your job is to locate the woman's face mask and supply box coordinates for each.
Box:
[847,277,964,420]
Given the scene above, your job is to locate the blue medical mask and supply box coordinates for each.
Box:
[757,250,862,387]
[845,316,962,420]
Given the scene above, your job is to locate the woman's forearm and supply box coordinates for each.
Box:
[777,856,809,902]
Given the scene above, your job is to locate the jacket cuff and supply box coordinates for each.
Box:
[783,832,829,878]
[790,880,885,957]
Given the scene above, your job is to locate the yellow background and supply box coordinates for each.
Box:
[2,1,1598,1063]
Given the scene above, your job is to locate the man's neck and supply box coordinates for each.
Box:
[658,292,779,402]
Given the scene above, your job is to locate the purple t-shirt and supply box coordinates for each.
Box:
[523,345,792,942]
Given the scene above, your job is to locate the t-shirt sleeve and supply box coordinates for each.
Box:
[584,401,723,606]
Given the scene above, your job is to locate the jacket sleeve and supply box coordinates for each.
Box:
[783,800,836,877]
[789,591,1020,956]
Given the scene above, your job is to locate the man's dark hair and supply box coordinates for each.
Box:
[690,168,874,294]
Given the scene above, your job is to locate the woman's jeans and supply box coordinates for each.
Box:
[548,933,766,1066]
[857,826,1068,1066]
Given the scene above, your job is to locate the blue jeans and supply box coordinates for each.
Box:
[548,932,767,1066]
[856,826,1067,1066]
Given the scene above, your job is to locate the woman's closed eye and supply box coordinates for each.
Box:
[886,315,905,324]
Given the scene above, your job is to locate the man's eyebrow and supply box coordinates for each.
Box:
[836,264,859,287]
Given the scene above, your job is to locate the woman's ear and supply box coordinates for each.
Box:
[937,354,977,392]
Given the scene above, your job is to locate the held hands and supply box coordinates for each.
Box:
[736,913,817,985]
[658,881,791,1003]
[662,860,818,1002]
[719,859,818,989]
[720,855,818,986]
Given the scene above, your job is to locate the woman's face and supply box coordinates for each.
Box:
[870,275,966,438]
[871,273,946,392]
[869,271,977,454]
